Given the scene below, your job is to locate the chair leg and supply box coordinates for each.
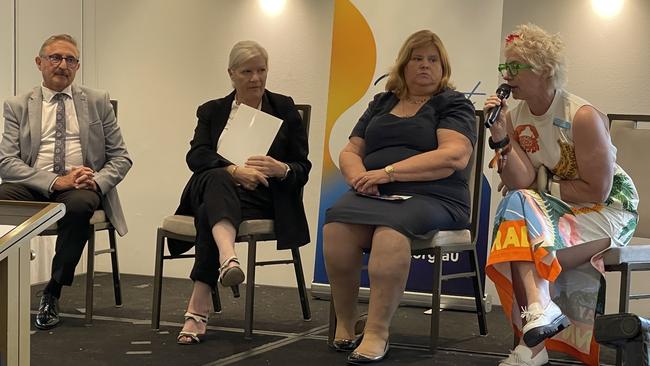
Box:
[616,266,631,366]
[616,347,623,366]
[244,237,258,339]
[85,227,96,326]
[291,248,311,321]
[430,246,443,352]
[618,266,631,313]
[151,228,165,330]
[211,285,222,313]
[328,296,336,347]
[469,248,488,335]
[108,228,122,307]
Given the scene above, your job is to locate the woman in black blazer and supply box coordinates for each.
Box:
[172,41,310,345]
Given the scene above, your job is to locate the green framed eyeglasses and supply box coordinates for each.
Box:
[498,62,533,77]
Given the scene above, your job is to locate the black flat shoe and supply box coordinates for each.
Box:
[35,294,60,330]
[347,341,389,364]
[330,314,367,352]
[331,333,363,352]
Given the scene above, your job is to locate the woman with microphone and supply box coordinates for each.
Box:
[484,24,638,366]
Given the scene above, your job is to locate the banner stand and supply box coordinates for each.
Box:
[311,283,492,312]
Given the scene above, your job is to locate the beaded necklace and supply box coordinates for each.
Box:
[400,95,430,117]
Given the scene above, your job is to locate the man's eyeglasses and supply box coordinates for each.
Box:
[42,54,79,68]
[498,62,532,77]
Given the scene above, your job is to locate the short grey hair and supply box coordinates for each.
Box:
[39,34,78,57]
[228,40,268,70]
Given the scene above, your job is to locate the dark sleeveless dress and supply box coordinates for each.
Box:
[325,89,477,242]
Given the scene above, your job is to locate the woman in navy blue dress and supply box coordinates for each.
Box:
[324,30,476,363]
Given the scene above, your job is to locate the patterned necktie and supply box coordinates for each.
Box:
[53,93,67,175]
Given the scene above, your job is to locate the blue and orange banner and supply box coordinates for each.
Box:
[313,0,503,301]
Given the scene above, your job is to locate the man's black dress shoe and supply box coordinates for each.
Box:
[35,294,60,330]
[347,341,389,364]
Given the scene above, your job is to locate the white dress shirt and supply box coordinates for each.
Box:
[34,84,83,174]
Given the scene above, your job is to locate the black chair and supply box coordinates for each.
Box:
[327,110,489,351]
[602,114,650,366]
[151,105,313,339]
[37,100,122,325]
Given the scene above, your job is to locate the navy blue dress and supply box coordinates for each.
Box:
[325,89,477,242]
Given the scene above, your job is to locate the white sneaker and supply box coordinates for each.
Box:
[498,345,549,366]
[521,301,570,347]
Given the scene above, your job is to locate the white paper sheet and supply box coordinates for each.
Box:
[218,104,283,166]
[355,192,412,201]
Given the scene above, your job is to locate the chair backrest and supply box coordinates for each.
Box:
[295,104,311,135]
[608,114,650,238]
[293,104,311,200]
[469,111,487,241]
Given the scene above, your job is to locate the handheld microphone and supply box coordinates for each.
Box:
[485,83,512,128]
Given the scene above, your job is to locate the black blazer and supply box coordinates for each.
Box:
[169,90,311,256]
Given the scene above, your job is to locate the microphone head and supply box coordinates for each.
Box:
[496,83,512,99]
[485,83,512,128]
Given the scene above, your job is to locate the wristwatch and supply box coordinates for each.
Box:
[384,165,395,182]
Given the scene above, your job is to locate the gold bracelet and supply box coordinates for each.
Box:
[230,165,239,176]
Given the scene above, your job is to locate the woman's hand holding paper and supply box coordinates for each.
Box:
[245,155,287,178]
[233,165,269,190]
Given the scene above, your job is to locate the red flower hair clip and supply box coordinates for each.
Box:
[505,33,520,45]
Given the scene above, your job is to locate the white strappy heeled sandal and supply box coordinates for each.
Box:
[177,311,208,345]
[218,256,245,287]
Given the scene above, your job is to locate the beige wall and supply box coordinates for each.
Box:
[82,0,335,288]
[502,0,650,114]
[0,0,14,103]
[14,0,83,94]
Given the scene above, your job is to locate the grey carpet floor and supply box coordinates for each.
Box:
[28,273,615,365]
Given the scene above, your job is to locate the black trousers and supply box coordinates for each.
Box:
[186,168,273,287]
[0,182,101,286]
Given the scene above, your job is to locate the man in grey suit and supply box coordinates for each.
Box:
[0,34,131,330]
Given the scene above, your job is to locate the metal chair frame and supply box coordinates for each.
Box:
[39,221,121,325]
[151,104,313,339]
[604,113,650,366]
[327,110,489,352]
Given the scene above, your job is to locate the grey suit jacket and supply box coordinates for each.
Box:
[0,85,132,235]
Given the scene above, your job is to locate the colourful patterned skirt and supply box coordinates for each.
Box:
[486,189,638,366]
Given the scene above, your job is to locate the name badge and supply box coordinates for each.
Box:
[553,117,571,129]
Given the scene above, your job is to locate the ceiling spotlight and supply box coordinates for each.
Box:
[259,0,286,16]
[592,0,624,18]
